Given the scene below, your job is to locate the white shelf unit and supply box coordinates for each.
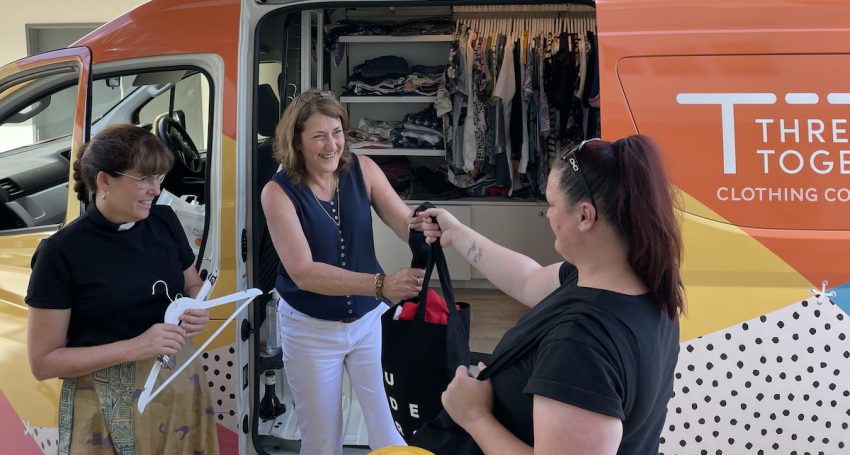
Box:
[337,33,448,158]
[340,95,437,103]
[351,148,445,157]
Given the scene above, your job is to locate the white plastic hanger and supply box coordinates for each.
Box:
[137,277,262,413]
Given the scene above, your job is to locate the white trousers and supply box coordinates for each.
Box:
[278,298,406,455]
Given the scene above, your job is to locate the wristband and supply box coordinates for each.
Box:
[374,273,385,299]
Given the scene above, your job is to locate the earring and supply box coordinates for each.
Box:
[101,192,109,201]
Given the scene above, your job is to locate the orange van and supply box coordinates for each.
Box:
[0,1,847,453]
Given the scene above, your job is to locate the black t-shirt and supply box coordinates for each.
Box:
[25,204,195,347]
[486,262,679,454]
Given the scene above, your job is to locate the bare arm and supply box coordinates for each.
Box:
[420,208,561,307]
[178,265,209,337]
[261,180,422,302]
[183,265,203,298]
[28,308,186,380]
[463,396,622,455]
[443,365,622,455]
[359,154,413,242]
[529,396,622,455]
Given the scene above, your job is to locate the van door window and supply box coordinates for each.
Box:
[138,72,210,153]
[0,81,78,230]
[93,69,212,260]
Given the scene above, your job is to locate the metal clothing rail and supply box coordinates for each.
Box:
[453,4,596,36]
[453,4,595,14]
[454,16,595,36]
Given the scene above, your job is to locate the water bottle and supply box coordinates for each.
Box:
[265,296,281,356]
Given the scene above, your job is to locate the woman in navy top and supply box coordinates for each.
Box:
[261,89,425,454]
[415,136,684,454]
[26,124,218,454]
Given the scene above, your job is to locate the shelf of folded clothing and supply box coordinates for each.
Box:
[351,148,446,157]
[338,34,453,43]
[340,95,437,103]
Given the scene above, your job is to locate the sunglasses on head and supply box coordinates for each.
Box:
[291,90,336,105]
[559,138,602,218]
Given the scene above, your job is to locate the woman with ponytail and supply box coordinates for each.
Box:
[411,135,683,454]
[26,124,219,454]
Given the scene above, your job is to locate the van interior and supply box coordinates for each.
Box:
[0,68,212,260]
[249,3,599,452]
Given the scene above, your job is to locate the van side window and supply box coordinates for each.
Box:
[138,72,210,153]
[113,69,212,259]
[0,81,78,230]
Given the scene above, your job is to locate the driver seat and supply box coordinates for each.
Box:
[254,83,283,318]
[256,84,281,187]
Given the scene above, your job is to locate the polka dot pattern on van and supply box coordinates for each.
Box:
[660,297,850,454]
[201,344,239,432]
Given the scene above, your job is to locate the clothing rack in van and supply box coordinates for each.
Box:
[439,4,600,197]
[453,4,595,13]
[453,4,595,37]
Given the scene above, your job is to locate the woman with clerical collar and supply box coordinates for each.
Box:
[25,124,219,454]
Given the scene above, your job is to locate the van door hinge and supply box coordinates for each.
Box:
[241,229,247,262]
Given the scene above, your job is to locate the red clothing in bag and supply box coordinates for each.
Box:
[398,289,460,325]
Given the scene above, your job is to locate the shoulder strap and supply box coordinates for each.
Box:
[477,298,602,381]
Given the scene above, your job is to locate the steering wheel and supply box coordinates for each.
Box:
[154,115,203,174]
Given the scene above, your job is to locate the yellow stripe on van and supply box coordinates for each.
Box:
[678,190,813,341]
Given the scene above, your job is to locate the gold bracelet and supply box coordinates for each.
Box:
[374,273,385,299]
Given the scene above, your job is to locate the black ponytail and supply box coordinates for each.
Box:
[556,135,685,318]
[616,136,684,319]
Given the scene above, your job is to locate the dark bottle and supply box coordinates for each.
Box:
[259,370,286,420]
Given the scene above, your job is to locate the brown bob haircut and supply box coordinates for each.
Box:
[272,89,351,187]
[72,124,174,203]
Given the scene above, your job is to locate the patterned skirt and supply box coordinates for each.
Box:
[58,342,219,455]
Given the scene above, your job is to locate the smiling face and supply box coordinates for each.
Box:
[98,169,161,223]
[297,113,345,178]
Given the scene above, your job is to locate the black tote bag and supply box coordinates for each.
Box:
[410,285,591,454]
[381,203,471,441]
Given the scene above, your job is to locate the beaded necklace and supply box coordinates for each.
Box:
[311,180,340,228]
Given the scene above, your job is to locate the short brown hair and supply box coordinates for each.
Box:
[272,89,351,186]
[72,124,173,203]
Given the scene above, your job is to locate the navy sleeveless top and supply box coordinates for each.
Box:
[272,155,384,320]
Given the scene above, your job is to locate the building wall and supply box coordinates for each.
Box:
[0,0,146,65]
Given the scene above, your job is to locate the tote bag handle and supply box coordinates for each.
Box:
[410,202,459,323]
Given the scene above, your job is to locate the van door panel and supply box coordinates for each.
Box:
[0,47,90,435]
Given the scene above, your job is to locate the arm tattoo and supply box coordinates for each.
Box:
[466,241,484,265]
[466,241,478,257]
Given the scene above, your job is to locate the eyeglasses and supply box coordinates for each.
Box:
[559,138,602,217]
[114,171,165,190]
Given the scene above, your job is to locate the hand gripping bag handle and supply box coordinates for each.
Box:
[409,202,458,323]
